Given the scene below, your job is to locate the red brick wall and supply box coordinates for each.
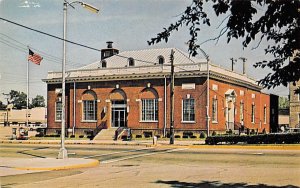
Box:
[46,77,270,135]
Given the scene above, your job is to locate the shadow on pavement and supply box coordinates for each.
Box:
[155,180,299,188]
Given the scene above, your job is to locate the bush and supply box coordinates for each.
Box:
[199,132,206,138]
[175,135,181,138]
[212,131,217,136]
[205,133,300,145]
[79,135,84,138]
[135,135,142,138]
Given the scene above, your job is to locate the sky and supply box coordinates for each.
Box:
[0,0,289,104]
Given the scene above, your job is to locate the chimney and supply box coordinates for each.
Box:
[101,41,119,60]
[107,41,113,48]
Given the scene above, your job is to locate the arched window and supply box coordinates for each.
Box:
[140,88,159,122]
[82,90,97,121]
[101,60,107,68]
[128,58,135,67]
[158,56,164,65]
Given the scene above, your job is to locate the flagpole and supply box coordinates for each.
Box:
[26,55,29,128]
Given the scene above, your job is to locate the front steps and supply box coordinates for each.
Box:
[93,127,117,140]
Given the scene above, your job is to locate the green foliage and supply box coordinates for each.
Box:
[31,95,45,107]
[199,132,206,138]
[205,133,300,145]
[148,0,300,90]
[279,96,289,109]
[9,90,27,109]
[0,101,6,109]
[8,90,45,109]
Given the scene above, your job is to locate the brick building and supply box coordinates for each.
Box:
[43,42,278,138]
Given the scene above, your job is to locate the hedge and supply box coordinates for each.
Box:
[205,133,300,145]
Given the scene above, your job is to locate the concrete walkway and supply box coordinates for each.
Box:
[0,157,99,177]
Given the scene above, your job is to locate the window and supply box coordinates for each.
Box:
[141,99,158,121]
[212,98,218,122]
[55,101,62,121]
[101,60,107,68]
[182,98,195,122]
[83,100,97,121]
[128,58,135,66]
[251,104,255,123]
[158,56,164,65]
[264,106,267,124]
[240,102,244,123]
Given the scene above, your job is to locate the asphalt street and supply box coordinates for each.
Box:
[1,143,300,188]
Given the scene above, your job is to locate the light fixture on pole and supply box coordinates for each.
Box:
[199,47,210,136]
[58,0,99,159]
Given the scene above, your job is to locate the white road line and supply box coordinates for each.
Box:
[83,147,153,159]
[101,148,188,164]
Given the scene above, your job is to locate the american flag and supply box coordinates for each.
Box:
[28,49,43,65]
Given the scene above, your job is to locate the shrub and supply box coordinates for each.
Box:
[205,133,300,145]
[79,135,84,138]
[135,135,142,138]
[200,132,206,138]
[175,135,181,138]
[212,131,217,136]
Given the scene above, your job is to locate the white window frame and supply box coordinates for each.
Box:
[55,101,62,122]
[251,103,255,124]
[212,97,218,123]
[158,56,164,65]
[141,99,158,122]
[264,105,267,124]
[82,100,97,122]
[182,98,195,123]
[128,58,135,67]
[240,102,244,123]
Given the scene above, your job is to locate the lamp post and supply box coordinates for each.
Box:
[199,48,210,136]
[58,0,99,159]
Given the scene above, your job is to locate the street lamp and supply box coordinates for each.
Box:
[198,47,210,136]
[58,0,99,159]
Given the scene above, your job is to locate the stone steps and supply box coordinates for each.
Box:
[93,128,117,140]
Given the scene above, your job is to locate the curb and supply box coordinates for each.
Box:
[14,159,100,171]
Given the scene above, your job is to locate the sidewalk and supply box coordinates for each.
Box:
[0,139,206,146]
[0,157,99,177]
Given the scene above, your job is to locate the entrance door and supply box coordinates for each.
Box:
[112,108,126,127]
[111,100,127,128]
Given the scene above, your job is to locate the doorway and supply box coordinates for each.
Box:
[111,100,127,127]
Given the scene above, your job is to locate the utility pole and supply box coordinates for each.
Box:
[2,93,9,126]
[239,57,247,75]
[230,58,237,71]
[169,49,175,144]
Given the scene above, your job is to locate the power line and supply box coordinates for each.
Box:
[0,17,101,52]
[0,33,88,68]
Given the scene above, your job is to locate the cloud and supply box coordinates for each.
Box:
[19,0,40,8]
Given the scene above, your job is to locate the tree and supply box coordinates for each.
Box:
[148,0,300,92]
[278,96,289,110]
[9,90,27,109]
[31,95,45,107]
[0,101,6,110]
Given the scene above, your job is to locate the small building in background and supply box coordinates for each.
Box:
[0,107,47,128]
